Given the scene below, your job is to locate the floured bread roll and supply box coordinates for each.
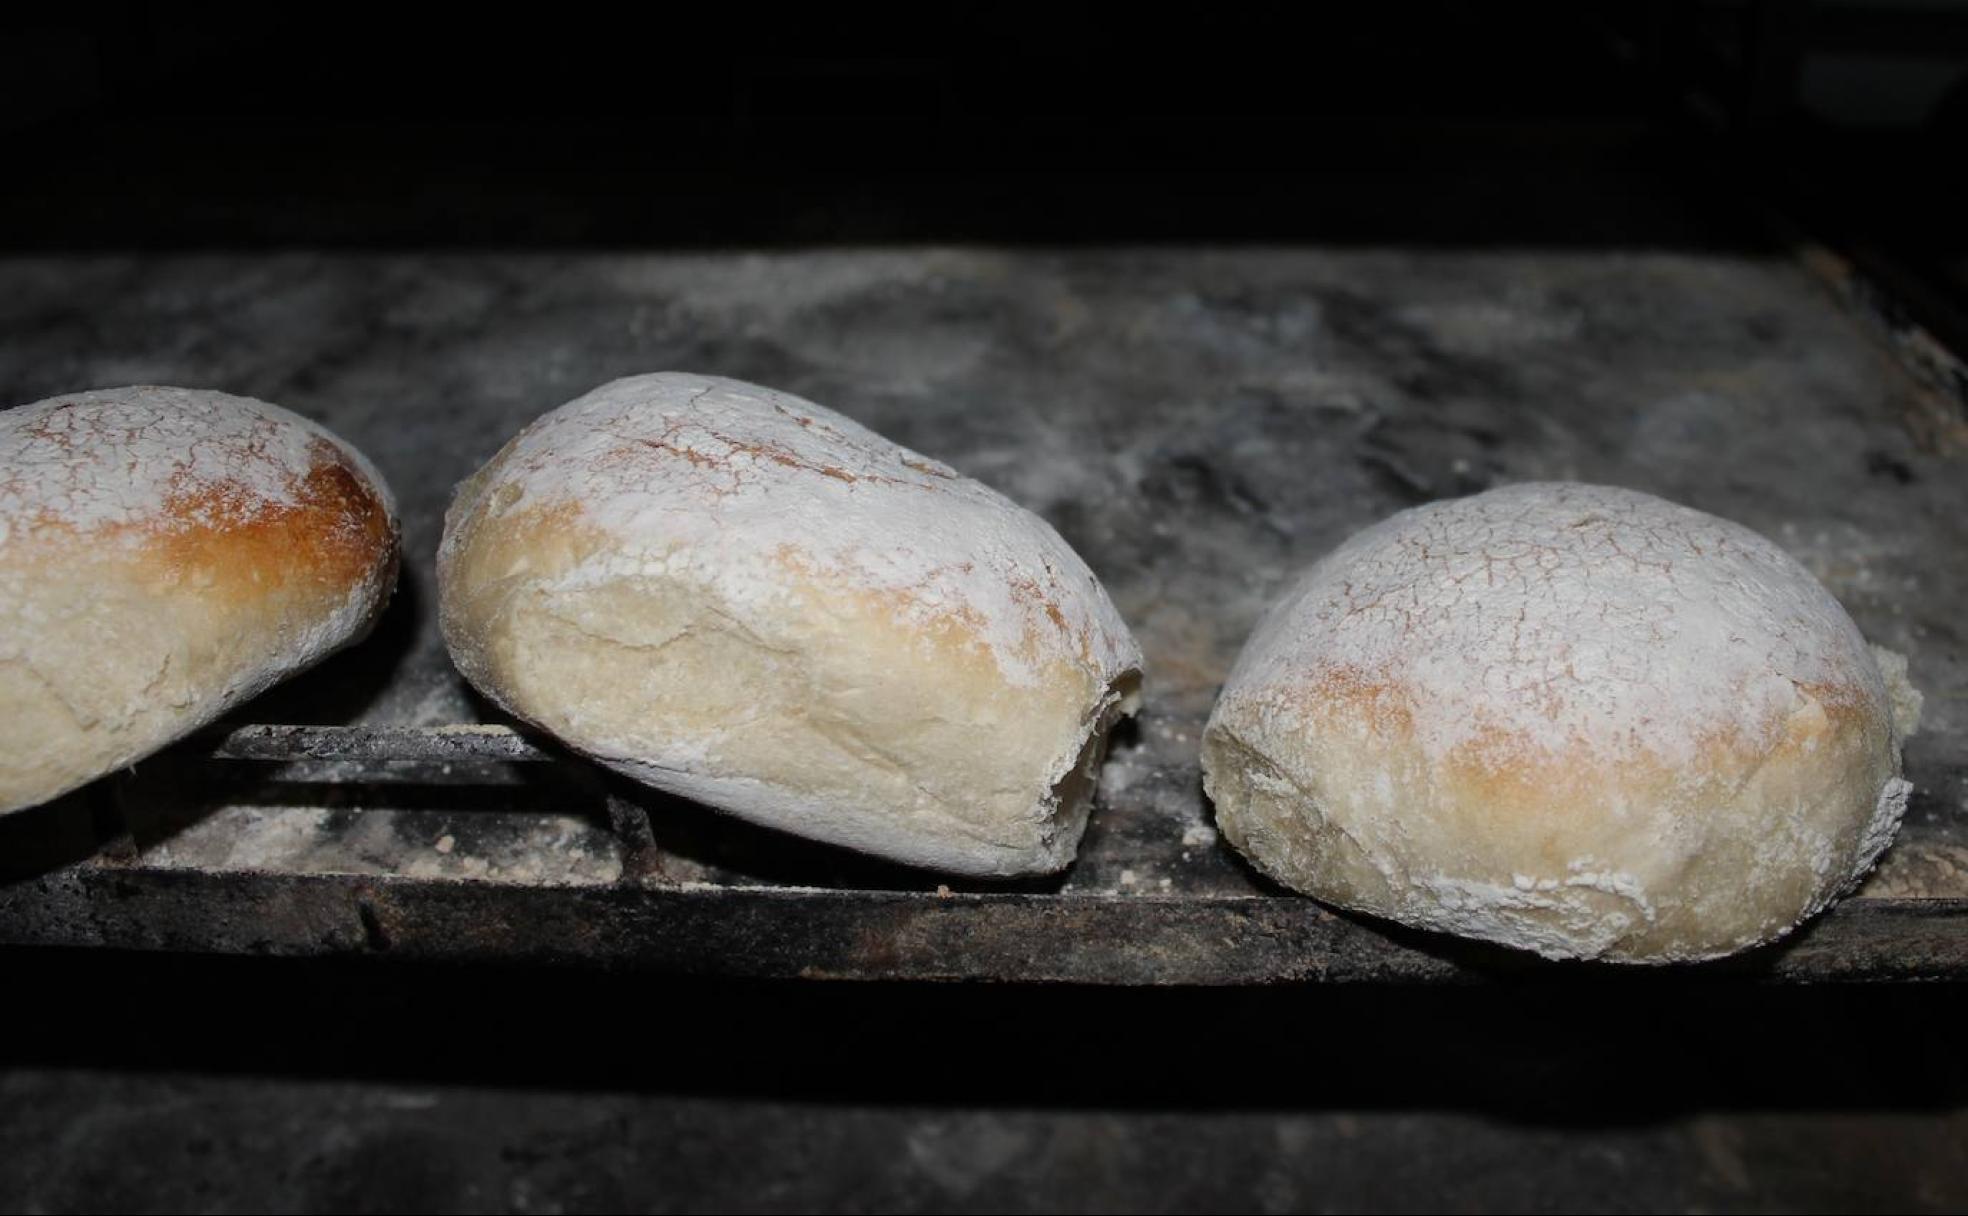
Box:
[1203,482,1920,962]
[439,373,1142,875]
[1,386,400,815]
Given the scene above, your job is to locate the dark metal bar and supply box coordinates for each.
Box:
[604,793,668,884]
[205,724,556,764]
[3,865,1963,984]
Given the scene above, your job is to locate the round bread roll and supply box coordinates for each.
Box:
[0,386,400,815]
[1202,482,1921,963]
[438,373,1142,875]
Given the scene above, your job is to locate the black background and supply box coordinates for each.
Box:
[0,3,1957,261]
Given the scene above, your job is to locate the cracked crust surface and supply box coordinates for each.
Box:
[1202,482,1916,961]
[0,387,400,814]
[438,373,1142,876]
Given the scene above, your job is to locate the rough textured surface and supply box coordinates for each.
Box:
[439,373,1140,875]
[7,1068,1967,1214]
[0,249,1961,913]
[1204,483,1913,962]
[5,957,1968,1213]
[0,386,399,814]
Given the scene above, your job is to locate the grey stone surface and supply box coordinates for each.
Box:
[3,958,1967,1214]
[6,1069,1966,1214]
[0,249,1960,899]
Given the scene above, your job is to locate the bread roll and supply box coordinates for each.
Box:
[1202,482,1920,962]
[0,386,399,815]
[438,373,1142,875]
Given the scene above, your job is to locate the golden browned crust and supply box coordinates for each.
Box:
[153,439,399,606]
[0,390,400,816]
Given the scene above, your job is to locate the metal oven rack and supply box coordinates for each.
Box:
[1,722,1962,983]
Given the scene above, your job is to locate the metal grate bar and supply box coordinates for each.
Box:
[206,724,556,764]
[4,868,1965,982]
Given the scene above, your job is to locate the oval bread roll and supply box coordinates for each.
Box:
[1202,482,1920,962]
[1,386,400,815]
[438,373,1142,875]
